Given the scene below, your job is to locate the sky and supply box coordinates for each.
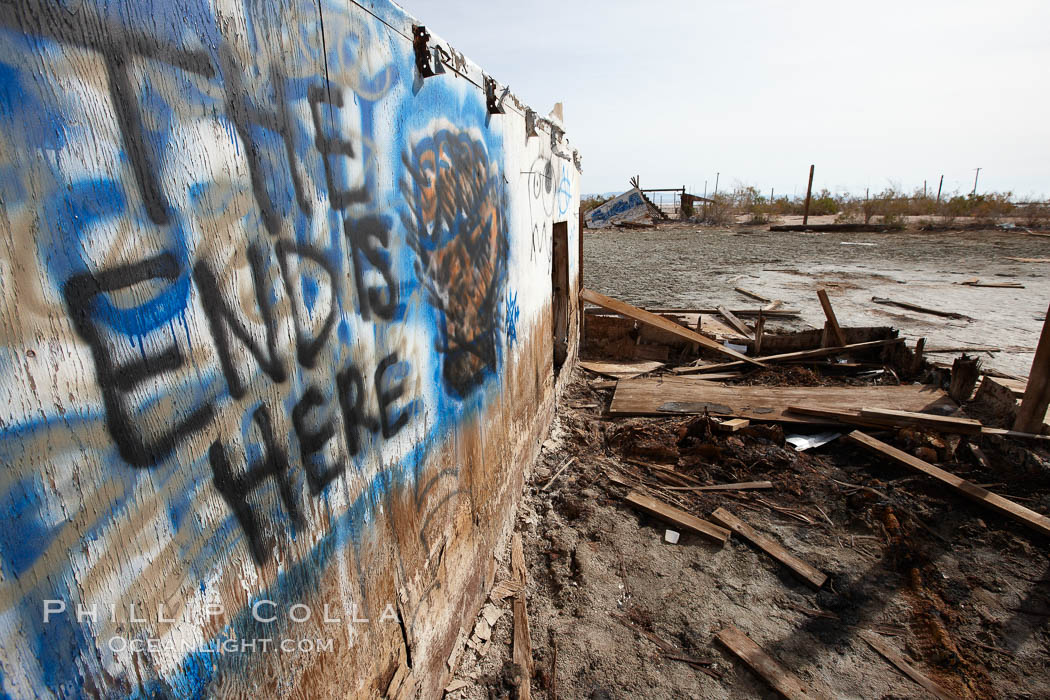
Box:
[402,0,1049,200]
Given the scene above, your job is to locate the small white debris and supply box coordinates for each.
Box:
[664,529,680,544]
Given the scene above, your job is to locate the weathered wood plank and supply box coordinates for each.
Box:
[624,490,730,543]
[857,408,982,435]
[673,337,904,374]
[847,431,1050,538]
[580,289,764,366]
[717,305,754,339]
[715,626,829,700]
[710,508,827,588]
[816,289,847,347]
[609,379,954,422]
[860,631,961,700]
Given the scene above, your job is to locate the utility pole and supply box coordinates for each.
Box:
[936,175,943,202]
[802,164,815,226]
[714,172,720,195]
[923,180,927,198]
[972,167,981,196]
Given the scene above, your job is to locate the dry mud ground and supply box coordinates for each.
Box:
[583,224,1050,377]
[441,225,1050,700]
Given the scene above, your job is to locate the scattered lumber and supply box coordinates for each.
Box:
[510,534,533,700]
[715,626,829,700]
[578,360,664,379]
[1015,303,1050,434]
[717,306,754,339]
[960,279,1025,288]
[711,508,827,587]
[624,490,730,543]
[715,418,750,432]
[816,289,847,347]
[764,300,784,311]
[871,297,972,320]
[1006,256,1050,263]
[672,337,904,375]
[846,431,1050,538]
[859,631,961,700]
[610,378,954,421]
[857,408,982,435]
[735,287,771,303]
[580,289,766,367]
[663,481,773,492]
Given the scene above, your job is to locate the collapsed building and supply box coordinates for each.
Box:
[0,0,581,697]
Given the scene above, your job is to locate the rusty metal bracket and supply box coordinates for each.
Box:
[412,25,437,78]
[485,76,506,115]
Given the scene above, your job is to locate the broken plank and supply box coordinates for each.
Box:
[858,408,982,435]
[510,533,533,700]
[717,305,755,339]
[624,490,730,543]
[846,431,1050,538]
[710,508,827,588]
[960,280,1025,288]
[816,289,847,347]
[1005,256,1050,263]
[715,626,829,700]
[578,360,664,379]
[735,287,771,303]
[673,337,904,374]
[871,296,972,320]
[663,480,773,492]
[609,378,953,421]
[860,631,961,700]
[715,418,751,432]
[580,289,766,366]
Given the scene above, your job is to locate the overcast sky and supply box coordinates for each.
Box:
[404,0,1049,199]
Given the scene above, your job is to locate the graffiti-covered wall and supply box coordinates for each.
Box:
[0,0,580,697]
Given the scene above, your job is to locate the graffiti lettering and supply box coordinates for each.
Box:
[209,404,304,564]
[63,254,215,467]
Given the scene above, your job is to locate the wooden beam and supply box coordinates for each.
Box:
[789,405,1050,443]
[624,491,730,543]
[857,408,982,435]
[580,289,766,367]
[1015,302,1050,433]
[860,631,961,700]
[735,287,771,303]
[674,337,903,374]
[710,508,827,588]
[717,306,754,339]
[715,626,829,700]
[960,280,1024,288]
[871,297,971,320]
[816,289,847,347]
[846,431,1050,538]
